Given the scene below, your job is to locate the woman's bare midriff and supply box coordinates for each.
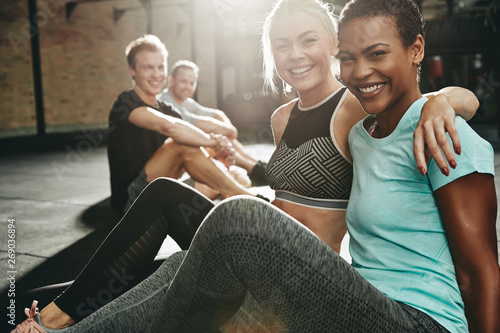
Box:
[272,199,347,253]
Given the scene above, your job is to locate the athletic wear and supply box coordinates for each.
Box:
[37,95,487,332]
[124,167,148,213]
[158,89,217,125]
[61,196,448,333]
[107,90,181,213]
[348,97,495,332]
[266,87,352,210]
[53,179,214,321]
[11,301,46,333]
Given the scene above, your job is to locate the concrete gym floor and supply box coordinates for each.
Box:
[1,132,500,332]
[0,133,276,331]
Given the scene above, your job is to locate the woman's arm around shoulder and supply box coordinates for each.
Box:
[434,173,500,333]
[415,87,479,175]
[270,98,298,146]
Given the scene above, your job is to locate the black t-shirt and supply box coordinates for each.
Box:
[107,90,181,212]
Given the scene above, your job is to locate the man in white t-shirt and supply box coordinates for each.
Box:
[158,60,268,186]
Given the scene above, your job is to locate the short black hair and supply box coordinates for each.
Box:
[338,0,425,48]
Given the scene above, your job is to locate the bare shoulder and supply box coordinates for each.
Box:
[271,98,298,146]
[271,98,297,121]
[339,92,366,124]
[332,91,367,163]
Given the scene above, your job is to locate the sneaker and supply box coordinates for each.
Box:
[11,300,47,333]
[248,161,268,186]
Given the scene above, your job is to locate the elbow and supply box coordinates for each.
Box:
[214,111,226,121]
[465,90,480,120]
[457,263,500,298]
[230,125,238,139]
[159,120,176,137]
[459,267,500,333]
[471,96,480,115]
[456,272,472,297]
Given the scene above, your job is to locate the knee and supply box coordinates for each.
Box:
[139,178,213,214]
[165,141,204,162]
[202,196,276,235]
[183,146,206,163]
[160,138,176,149]
[146,177,183,192]
[137,178,184,204]
[163,250,187,268]
[216,196,264,215]
[158,139,183,156]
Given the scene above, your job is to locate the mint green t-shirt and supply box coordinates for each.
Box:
[347,97,494,333]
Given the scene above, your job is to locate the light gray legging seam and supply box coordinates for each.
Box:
[78,274,172,332]
[60,251,186,333]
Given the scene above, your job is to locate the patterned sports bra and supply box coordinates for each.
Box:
[265,87,353,210]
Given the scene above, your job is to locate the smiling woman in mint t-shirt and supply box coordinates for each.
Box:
[338,0,499,331]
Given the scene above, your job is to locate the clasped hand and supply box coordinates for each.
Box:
[210,133,236,168]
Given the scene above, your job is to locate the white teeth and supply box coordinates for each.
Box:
[359,84,384,93]
[291,66,312,74]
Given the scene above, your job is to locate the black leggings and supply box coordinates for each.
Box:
[54,178,214,321]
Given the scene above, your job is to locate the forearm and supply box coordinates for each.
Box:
[427,87,479,120]
[129,107,219,148]
[161,119,217,148]
[215,113,232,125]
[195,118,237,138]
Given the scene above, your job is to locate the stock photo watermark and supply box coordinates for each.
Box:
[75,267,136,317]
[7,0,65,54]
[51,90,143,182]
[51,125,109,182]
[6,218,17,327]
[210,0,244,20]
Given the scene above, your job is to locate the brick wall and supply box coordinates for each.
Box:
[0,1,36,135]
[0,0,198,137]
[0,0,274,138]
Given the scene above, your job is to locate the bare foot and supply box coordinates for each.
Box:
[39,302,75,329]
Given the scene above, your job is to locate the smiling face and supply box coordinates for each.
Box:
[270,11,339,105]
[168,67,198,103]
[128,50,166,105]
[338,15,423,122]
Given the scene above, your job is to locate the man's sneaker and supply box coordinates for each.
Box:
[11,300,47,333]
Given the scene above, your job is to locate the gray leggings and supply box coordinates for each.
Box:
[61,197,448,332]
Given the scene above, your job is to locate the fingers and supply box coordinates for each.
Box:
[209,133,235,168]
[436,120,459,170]
[414,118,460,177]
[413,126,427,175]
[224,148,236,168]
[445,120,461,156]
[210,133,231,154]
[423,120,451,176]
[416,95,465,176]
